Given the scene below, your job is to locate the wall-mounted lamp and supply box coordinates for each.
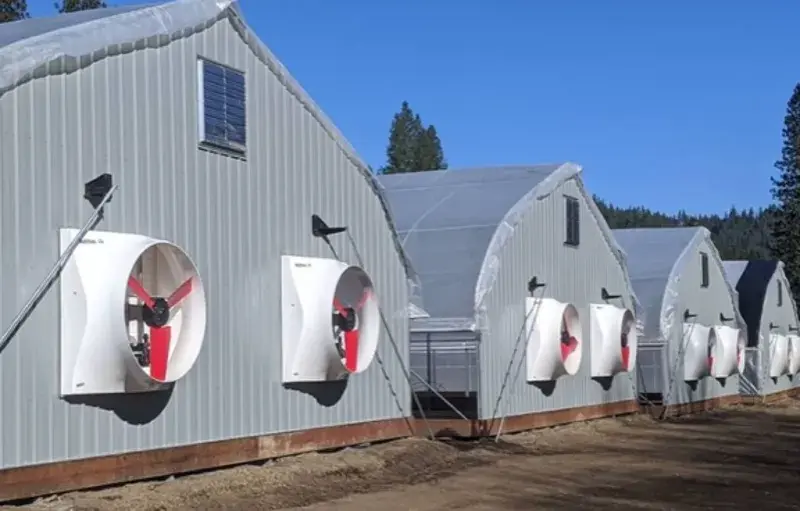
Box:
[527,276,546,296]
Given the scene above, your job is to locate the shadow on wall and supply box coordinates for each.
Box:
[284,381,348,407]
[530,381,556,396]
[64,386,174,425]
[592,376,614,391]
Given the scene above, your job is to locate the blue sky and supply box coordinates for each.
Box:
[28,0,800,215]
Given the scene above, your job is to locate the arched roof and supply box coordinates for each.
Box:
[377,163,639,330]
[613,226,743,341]
[0,0,418,288]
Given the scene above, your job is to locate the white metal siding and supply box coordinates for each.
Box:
[751,269,798,396]
[666,239,740,405]
[478,179,637,420]
[0,18,410,469]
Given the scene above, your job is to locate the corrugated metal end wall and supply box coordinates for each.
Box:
[478,178,638,420]
[744,268,799,396]
[0,17,410,469]
[659,238,741,406]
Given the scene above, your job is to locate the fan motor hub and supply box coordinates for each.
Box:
[143,297,171,328]
[334,308,357,332]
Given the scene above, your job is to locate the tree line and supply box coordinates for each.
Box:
[4,2,800,300]
[1,0,105,23]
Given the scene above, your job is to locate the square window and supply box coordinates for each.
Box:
[197,58,246,154]
[565,196,580,247]
[700,252,709,288]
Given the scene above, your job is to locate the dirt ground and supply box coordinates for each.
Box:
[7,399,800,511]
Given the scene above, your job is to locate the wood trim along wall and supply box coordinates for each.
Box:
[3,392,795,503]
[413,400,640,438]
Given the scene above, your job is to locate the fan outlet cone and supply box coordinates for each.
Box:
[682,323,715,382]
[712,325,741,378]
[281,255,380,383]
[59,229,207,396]
[525,297,583,382]
[769,333,790,378]
[589,304,637,377]
[788,334,800,375]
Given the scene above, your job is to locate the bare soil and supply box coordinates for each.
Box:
[7,399,800,510]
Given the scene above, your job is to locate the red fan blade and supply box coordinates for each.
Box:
[167,277,193,308]
[333,297,348,317]
[561,336,578,361]
[708,356,714,371]
[127,276,155,309]
[344,329,359,372]
[354,290,371,310]
[149,326,171,381]
[621,346,630,370]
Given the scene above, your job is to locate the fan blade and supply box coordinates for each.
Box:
[344,330,359,372]
[149,326,172,381]
[708,356,714,371]
[354,290,371,310]
[333,297,348,317]
[560,336,578,361]
[127,276,156,309]
[621,346,630,370]
[167,277,193,308]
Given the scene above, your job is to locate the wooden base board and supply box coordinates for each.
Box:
[1,391,788,503]
[413,399,640,438]
[640,393,742,418]
[739,386,800,406]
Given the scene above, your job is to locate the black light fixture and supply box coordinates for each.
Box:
[719,313,733,322]
[769,322,779,331]
[601,287,621,301]
[84,173,114,211]
[311,214,347,239]
[790,325,799,333]
[684,309,697,321]
[527,276,546,295]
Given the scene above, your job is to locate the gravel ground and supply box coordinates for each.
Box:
[6,398,800,510]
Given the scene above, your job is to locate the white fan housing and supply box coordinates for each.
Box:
[788,334,800,375]
[589,304,636,377]
[525,297,583,382]
[712,325,741,378]
[682,323,715,381]
[281,255,380,383]
[769,333,790,378]
[59,229,207,396]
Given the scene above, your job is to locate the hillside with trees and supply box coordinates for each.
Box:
[595,199,775,261]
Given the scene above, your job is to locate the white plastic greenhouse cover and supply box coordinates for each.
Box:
[0,0,424,312]
[613,226,745,344]
[377,163,643,333]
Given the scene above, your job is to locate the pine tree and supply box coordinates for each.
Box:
[380,101,447,174]
[381,102,423,174]
[770,83,800,296]
[55,0,106,13]
[0,0,29,23]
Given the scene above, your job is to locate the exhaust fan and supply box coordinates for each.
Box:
[788,334,800,375]
[682,323,715,381]
[59,229,207,396]
[589,304,637,377]
[525,297,583,382]
[769,333,789,377]
[711,325,741,378]
[281,255,380,383]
